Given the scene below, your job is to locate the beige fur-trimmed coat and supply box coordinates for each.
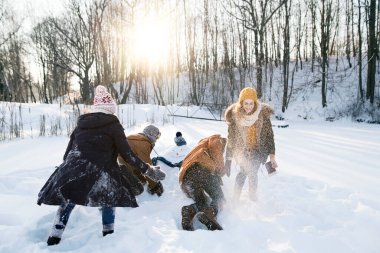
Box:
[224,102,275,166]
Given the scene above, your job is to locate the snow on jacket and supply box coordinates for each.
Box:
[37,112,150,207]
[224,102,275,165]
[179,134,227,194]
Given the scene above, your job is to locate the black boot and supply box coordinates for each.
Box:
[47,236,61,246]
[198,207,223,231]
[103,230,114,236]
[47,223,65,246]
[181,205,197,231]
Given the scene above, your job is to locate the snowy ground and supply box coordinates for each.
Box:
[0,110,380,253]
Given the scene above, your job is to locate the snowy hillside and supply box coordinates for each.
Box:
[0,103,380,253]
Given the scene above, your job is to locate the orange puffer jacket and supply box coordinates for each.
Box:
[179,134,227,185]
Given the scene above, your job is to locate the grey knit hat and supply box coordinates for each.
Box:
[142,125,161,144]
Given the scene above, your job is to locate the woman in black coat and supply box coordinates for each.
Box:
[37,85,165,246]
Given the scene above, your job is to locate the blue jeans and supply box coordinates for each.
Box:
[55,203,115,229]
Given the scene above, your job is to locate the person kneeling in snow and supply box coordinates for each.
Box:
[37,86,165,246]
[179,134,227,231]
[118,125,164,197]
[152,131,190,168]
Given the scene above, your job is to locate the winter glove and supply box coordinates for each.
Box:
[145,165,166,181]
[147,181,164,196]
[151,157,158,166]
[265,161,277,176]
[224,160,232,177]
[173,161,183,168]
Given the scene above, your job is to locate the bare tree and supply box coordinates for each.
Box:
[345,0,352,68]
[320,0,335,107]
[152,69,166,105]
[366,0,376,103]
[40,0,110,104]
[4,37,31,102]
[32,19,71,103]
[357,0,363,100]
[309,0,317,72]
[232,0,286,98]
[94,0,112,88]
[0,0,22,101]
[281,0,291,112]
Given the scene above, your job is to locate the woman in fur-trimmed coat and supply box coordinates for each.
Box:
[224,87,278,201]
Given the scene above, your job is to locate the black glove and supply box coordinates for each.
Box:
[147,181,164,196]
[224,160,232,177]
[151,157,158,166]
[145,165,166,181]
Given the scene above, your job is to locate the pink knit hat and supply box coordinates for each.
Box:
[93,85,117,114]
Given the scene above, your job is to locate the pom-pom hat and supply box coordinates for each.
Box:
[174,131,187,146]
[93,85,117,114]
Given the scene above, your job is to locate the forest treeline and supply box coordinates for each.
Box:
[0,0,378,112]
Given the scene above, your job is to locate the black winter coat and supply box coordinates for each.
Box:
[37,112,150,207]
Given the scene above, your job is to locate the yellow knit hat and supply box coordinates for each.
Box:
[239,87,257,104]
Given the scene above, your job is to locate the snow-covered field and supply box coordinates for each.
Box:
[0,104,379,253]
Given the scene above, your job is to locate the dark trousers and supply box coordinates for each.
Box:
[182,165,224,213]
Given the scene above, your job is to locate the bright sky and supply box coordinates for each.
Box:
[9,0,65,35]
[11,0,65,17]
[131,11,172,69]
[13,0,174,77]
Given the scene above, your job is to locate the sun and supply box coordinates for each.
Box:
[132,13,171,69]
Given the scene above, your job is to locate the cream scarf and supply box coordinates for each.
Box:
[236,102,262,127]
[234,102,262,166]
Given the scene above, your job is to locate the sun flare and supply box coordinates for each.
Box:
[132,13,171,68]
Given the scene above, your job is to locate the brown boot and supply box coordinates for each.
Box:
[181,205,197,231]
[198,207,223,231]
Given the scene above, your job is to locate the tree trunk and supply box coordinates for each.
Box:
[282,0,291,112]
[357,0,363,100]
[366,0,376,103]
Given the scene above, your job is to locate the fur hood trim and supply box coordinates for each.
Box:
[224,102,273,124]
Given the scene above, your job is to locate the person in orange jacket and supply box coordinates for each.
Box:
[179,134,227,231]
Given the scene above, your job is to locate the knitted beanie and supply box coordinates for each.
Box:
[239,87,258,104]
[174,131,187,146]
[142,125,161,144]
[93,85,117,114]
